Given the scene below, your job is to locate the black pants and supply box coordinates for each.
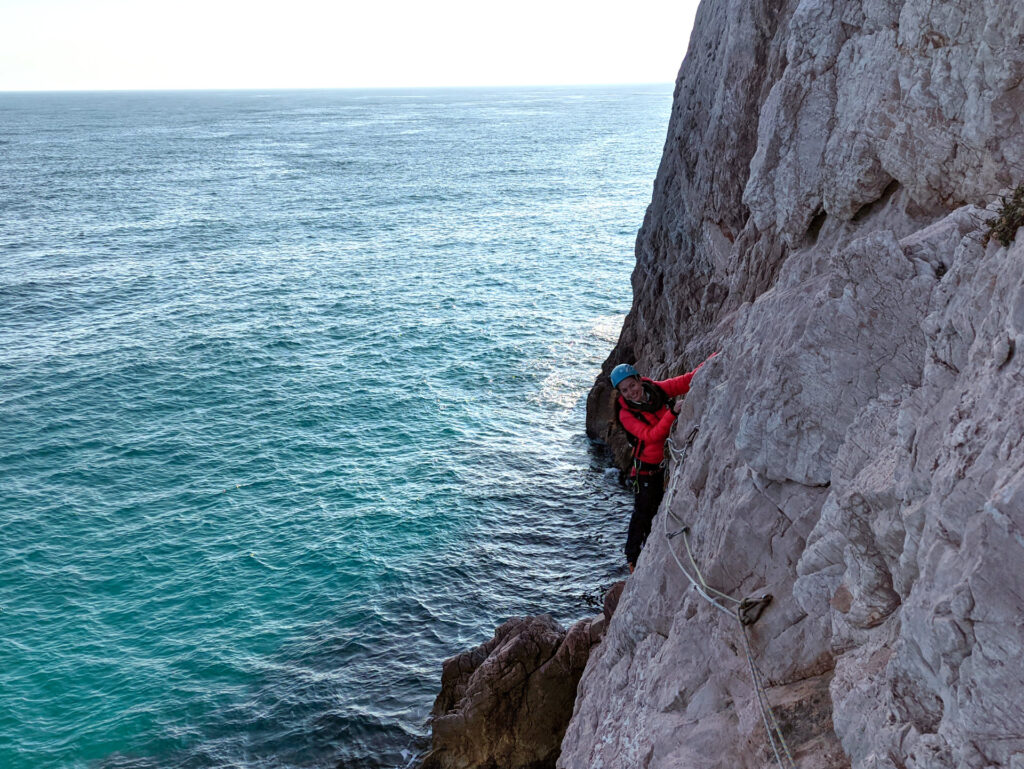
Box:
[625,469,664,565]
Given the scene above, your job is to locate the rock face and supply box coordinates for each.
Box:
[571,1,1024,768]
[423,612,606,769]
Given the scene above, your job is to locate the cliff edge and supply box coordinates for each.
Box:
[571,1,1024,768]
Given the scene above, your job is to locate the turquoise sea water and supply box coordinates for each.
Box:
[0,86,672,768]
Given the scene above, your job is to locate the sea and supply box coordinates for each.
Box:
[0,86,672,769]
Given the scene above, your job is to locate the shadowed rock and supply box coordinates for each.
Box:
[423,608,612,769]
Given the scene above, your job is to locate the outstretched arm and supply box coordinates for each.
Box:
[657,351,720,398]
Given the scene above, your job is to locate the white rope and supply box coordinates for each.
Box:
[739,622,790,769]
[740,623,798,769]
[657,428,797,769]
[661,507,736,619]
[680,525,743,606]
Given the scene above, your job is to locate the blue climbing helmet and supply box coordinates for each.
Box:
[610,363,640,388]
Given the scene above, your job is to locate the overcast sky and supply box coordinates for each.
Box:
[0,0,702,91]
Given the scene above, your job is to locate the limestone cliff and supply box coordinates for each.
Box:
[571,1,1024,768]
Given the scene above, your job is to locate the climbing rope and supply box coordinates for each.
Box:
[659,428,797,769]
[664,427,698,465]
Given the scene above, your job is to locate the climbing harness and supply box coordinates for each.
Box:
[660,427,797,769]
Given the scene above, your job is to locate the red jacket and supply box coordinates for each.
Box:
[616,362,708,468]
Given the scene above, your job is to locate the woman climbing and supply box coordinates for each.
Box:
[610,352,717,572]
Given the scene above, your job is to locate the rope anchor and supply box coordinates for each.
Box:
[738,594,773,626]
[667,525,689,540]
[658,418,796,766]
[662,509,796,769]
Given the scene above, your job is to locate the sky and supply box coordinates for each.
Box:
[0,0,702,91]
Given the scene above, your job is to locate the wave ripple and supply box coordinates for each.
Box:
[0,86,671,769]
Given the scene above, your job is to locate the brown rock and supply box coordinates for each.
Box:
[423,613,600,769]
[830,584,853,614]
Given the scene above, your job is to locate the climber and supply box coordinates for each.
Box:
[611,352,718,573]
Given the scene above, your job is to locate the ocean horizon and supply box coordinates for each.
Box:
[0,85,672,768]
[0,83,672,95]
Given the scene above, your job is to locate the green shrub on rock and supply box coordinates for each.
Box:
[985,184,1024,247]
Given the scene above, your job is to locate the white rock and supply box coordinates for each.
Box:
[573,0,1024,767]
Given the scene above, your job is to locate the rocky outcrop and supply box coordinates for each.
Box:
[423,611,607,769]
[571,0,1024,768]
